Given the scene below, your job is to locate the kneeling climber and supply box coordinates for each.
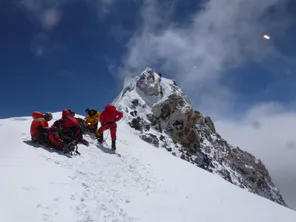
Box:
[84,108,101,136]
[58,109,89,147]
[30,111,64,150]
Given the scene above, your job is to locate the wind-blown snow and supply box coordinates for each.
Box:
[0,113,295,221]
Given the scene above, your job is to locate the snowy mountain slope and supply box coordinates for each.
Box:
[1,113,296,221]
[113,68,287,207]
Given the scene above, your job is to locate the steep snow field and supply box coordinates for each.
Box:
[0,113,295,222]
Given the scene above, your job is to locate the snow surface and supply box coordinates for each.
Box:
[0,113,295,222]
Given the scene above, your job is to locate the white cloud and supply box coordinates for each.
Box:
[41,7,61,30]
[17,0,63,30]
[119,0,292,117]
[15,0,121,60]
[215,102,296,210]
[15,0,121,29]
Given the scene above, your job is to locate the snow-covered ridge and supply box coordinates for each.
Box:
[114,67,287,207]
[0,113,296,221]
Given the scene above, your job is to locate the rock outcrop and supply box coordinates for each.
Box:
[113,67,287,207]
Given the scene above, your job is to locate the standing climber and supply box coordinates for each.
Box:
[96,104,123,150]
[84,108,101,136]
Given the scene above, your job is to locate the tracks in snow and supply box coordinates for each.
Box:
[33,136,164,222]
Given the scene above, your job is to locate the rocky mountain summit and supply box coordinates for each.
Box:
[113,68,287,207]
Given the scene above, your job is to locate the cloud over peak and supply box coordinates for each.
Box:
[119,0,291,116]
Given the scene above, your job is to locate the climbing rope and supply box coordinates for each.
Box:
[103,130,110,146]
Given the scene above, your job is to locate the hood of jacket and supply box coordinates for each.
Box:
[32,111,44,120]
[104,104,116,112]
[62,109,72,118]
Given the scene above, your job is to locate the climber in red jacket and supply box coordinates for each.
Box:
[96,104,123,150]
[58,109,89,147]
[30,111,64,149]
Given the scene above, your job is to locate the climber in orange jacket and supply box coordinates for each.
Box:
[30,111,64,149]
[84,108,101,136]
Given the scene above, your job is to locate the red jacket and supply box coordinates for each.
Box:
[52,119,64,130]
[61,109,80,131]
[30,111,49,137]
[100,104,123,126]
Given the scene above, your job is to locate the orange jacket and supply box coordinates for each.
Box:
[85,112,101,128]
[30,111,49,137]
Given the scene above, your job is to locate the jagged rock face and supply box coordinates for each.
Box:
[129,117,150,132]
[197,119,287,206]
[151,92,202,150]
[136,68,160,96]
[222,148,284,203]
[133,68,202,150]
[114,68,287,207]
[204,116,216,133]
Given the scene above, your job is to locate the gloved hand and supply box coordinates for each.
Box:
[38,125,48,134]
[49,126,60,133]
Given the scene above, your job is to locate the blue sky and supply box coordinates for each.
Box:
[0,0,296,119]
[0,0,139,117]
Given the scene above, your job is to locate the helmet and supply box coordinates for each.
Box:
[89,109,96,116]
[85,108,90,114]
[44,112,53,121]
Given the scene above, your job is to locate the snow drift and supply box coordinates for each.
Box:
[0,112,295,221]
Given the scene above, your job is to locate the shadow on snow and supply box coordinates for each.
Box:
[97,144,121,157]
[23,140,73,158]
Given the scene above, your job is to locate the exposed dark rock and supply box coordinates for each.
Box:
[172,120,183,130]
[140,133,159,147]
[144,124,150,131]
[159,135,165,141]
[160,104,171,121]
[128,118,142,131]
[151,94,200,151]
[146,113,158,125]
[128,117,150,132]
[122,87,131,97]
[166,147,172,152]
[219,169,233,183]
[204,116,216,133]
[130,110,138,117]
[193,151,213,171]
[131,99,139,109]
[136,69,160,96]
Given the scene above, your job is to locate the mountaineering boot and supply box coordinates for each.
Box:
[97,133,103,144]
[81,139,89,147]
[63,142,75,153]
[111,140,116,150]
